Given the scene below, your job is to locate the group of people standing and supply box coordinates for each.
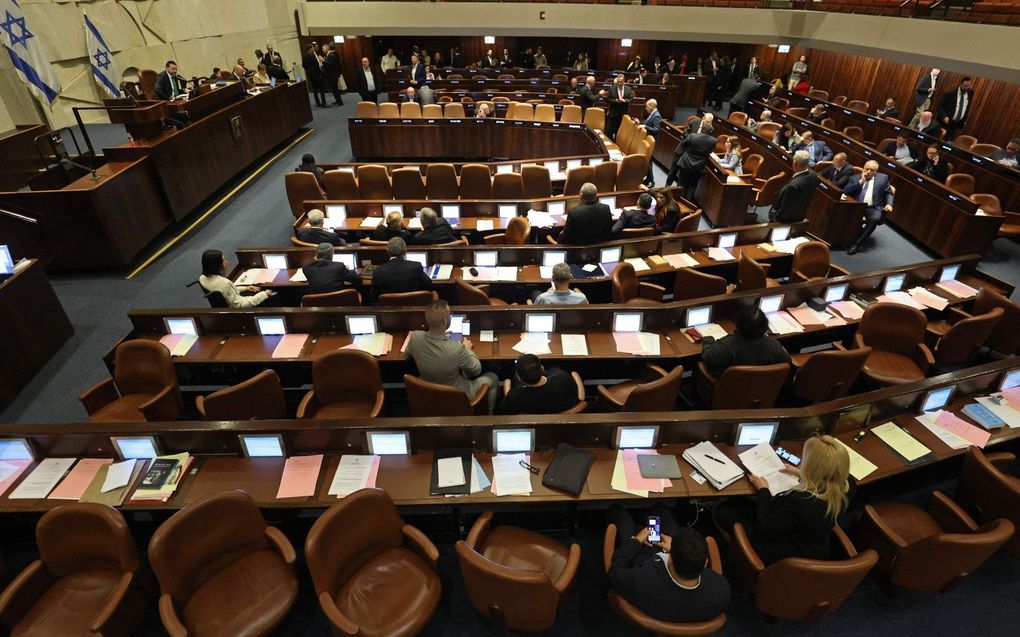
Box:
[301,42,346,107]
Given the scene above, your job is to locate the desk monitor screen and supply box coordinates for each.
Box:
[1000,369,1020,391]
[547,201,566,216]
[239,434,285,458]
[0,245,13,275]
[920,385,954,413]
[475,251,498,267]
[255,317,287,336]
[332,253,359,269]
[406,252,428,269]
[164,317,198,336]
[884,273,906,293]
[499,204,517,218]
[441,204,460,220]
[686,306,712,328]
[613,312,643,333]
[759,294,784,314]
[110,436,160,460]
[566,159,583,170]
[367,431,410,455]
[346,315,378,335]
[496,164,514,174]
[542,251,566,267]
[940,264,961,282]
[383,204,403,216]
[492,429,535,453]
[0,438,35,460]
[544,160,560,172]
[448,314,466,335]
[770,226,791,242]
[263,254,288,270]
[615,426,659,449]
[325,204,347,220]
[599,196,617,210]
[525,313,556,334]
[600,246,622,264]
[735,422,779,446]
[718,233,737,248]
[824,283,849,303]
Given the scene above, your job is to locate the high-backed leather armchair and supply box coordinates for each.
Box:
[456,278,509,306]
[483,216,531,245]
[955,447,1020,557]
[931,307,1003,368]
[583,107,606,131]
[196,369,287,420]
[323,169,359,199]
[789,241,852,282]
[460,164,493,199]
[297,350,385,419]
[357,165,393,199]
[731,524,877,622]
[728,111,748,127]
[854,303,933,385]
[560,105,582,124]
[594,160,618,193]
[562,166,595,196]
[79,339,182,422]
[521,165,552,198]
[391,167,427,199]
[672,268,728,302]
[425,163,459,199]
[674,210,702,233]
[617,154,648,190]
[456,510,580,632]
[354,101,377,118]
[285,172,324,218]
[306,488,441,637]
[729,252,779,292]
[377,290,438,306]
[931,287,1020,356]
[945,173,975,197]
[855,491,1014,593]
[791,348,871,403]
[492,172,524,199]
[597,364,683,412]
[612,262,666,304]
[0,504,148,637]
[697,361,790,409]
[148,490,298,637]
[405,374,489,417]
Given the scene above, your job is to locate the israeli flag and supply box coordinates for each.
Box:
[84,12,121,97]
[0,0,61,103]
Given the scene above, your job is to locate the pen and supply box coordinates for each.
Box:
[705,454,727,465]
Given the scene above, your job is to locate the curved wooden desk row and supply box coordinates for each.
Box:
[1,358,1016,512]
[314,154,617,179]
[743,101,1003,257]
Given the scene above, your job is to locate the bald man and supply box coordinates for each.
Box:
[843,160,894,255]
[356,57,383,103]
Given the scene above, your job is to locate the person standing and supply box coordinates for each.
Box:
[936,77,975,141]
[844,160,894,255]
[380,48,400,73]
[577,76,603,110]
[909,67,940,128]
[769,151,818,223]
[606,75,634,139]
[788,55,808,90]
[302,44,326,107]
[408,54,426,87]
[533,47,548,68]
[703,52,721,109]
[559,183,613,244]
[667,129,717,200]
[642,99,662,186]
[322,44,343,105]
[356,57,383,103]
[746,56,760,79]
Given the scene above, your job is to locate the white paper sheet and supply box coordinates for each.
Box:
[8,458,76,499]
[438,457,467,488]
[101,460,137,493]
[492,453,532,496]
[561,334,588,356]
[328,455,377,497]
[738,444,799,496]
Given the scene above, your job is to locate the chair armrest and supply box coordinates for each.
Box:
[732,523,765,574]
[90,572,134,633]
[832,341,849,351]
[78,377,118,416]
[403,523,440,570]
[637,282,666,302]
[318,591,359,636]
[296,391,318,418]
[832,525,859,558]
[853,333,867,350]
[158,594,189,637]
[790,269,809,283]
[829,263,852,277]
[466,510,493,549]
[928,490,979,534]
[483,233,506,245]
[603,524,617,574]
[0,561,51,629]
[138,384,181,422]
[368,390,385,418]
[706,536,723,575]
[985,452,1016,473]
[644,364,669,381]
[502,379,512,397]
[474,283,491,295]
[947,306,973,323]
[553,544,581,594]
[1003,210,1020,224]
[596,384,625,409]
[570,371,585,401]
[860,504,908,552]
[265,526,297,565]
[545,234,559,245]
[912,342,935,371]
[469,383,489,412]
[696,360,718,385]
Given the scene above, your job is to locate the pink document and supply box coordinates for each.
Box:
[909,288,950,310]
[613,332,641,354]
[829,301,864,320]
[935,279,978,298]
[159,334,185,351]
[935,411,991,448]
[276,454,323,498]
[255,269,281,284]
[1001,387,1020,411]
[49,458,114,500]
[272,334,308,359]
[623,450,664,492]
[0,460,33,498]
[787,307,824,326]
[367,456,381,488]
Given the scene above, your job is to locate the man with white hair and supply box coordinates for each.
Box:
[769,151,819,223]
[475,103,491,118]
[297,209,346,246]
[844,160,894,255]
[915,110,942,137]
[558,183,613,244]
[748,110,771,134]
[578,76,604,110]
[302,243,362,295]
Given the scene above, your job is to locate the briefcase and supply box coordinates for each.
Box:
[541,443,594,496]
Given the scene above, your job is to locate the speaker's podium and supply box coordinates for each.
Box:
[105,100,169,140]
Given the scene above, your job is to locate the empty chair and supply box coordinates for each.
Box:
[808,89,829,100]
[672,268,728,301]
[617,118,638,154]
[756,121,782,140]
[938,286,1020,356]
[0,504,147,637]
[492,172,525,199]
[846,99,869,112]
[752,171,787,209]
[535,103,556,121]
[832,95,847,105]
[616,154,647,190]
[945,173,975,196]
[558,98,576,106]
[560,104,582,123]
[357,164,393,199]
[511,102,534,121]
[522,164,552,198]
[969,143,1000,158]
[743,153,764,180]
[456,278,508,306]
[378,290,438,306]
[731,252,779,292]
[563,165,595,196]
[405,373,489,417]
[285,172,324,218]
[612,262,666,304]
[854,303,933,385]
[438,95,453,104]
[842,126,864,142]
[856,491,1013,593]
[322,169,359,199]
[444,102,466,117]
[422,103,442,117]
[392,167,427,199]
[484,216,531,245]
[583,107,606,131]
[196,369,287,420]
[971,193,1020,240]
[79,339,181,422]
[728,111,748,126]
[306,489,441,637]
[497,74,515,80]
[791,348,871,403]
[696,362,790,409]
[491,96,510,103]
[400,101,422,118]
[956,447,1020,557]
[297,349,385,419]
[787,107,809,119]
[954,134,977,151]
[597,364,683,412]
[426,163,460,199]
[789,241,852,281]
[593,160,618,192]
[301,288,362,307]
[378,101,399,118]
[149,491,299,637]
[673,210,702,233]
[355,101,378,118]
[460,163,493,199]
[820,117,836,129]
[456,510,580,631]
[931,307,1003,368]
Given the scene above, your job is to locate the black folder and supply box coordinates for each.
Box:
[541,443,594,496]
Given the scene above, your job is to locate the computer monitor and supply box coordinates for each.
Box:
[367,431,410,455]
[718,233,737,248]
[600,246,622,263]
[238,434,285,458]
[406,252,428,269]
[496,164,513,174]
[332,253,359,269]
[542,251,566,266]
[613,312,643,333]
[686,306,712,327]
[1001,368,1020,391]
[262,254,288,270]
[544,160,560,173]
[448,314,466,335]
[759,294,784,314]
[346,315,379,335]
[824,283,849,303]
[441,204,460,220]
[474,251,498,267]
[919,385,955,413]
[255,317,287,335]
[163,317,198,335]
[770,226,791,242]
[547,201,566,216]
[0,245,14,275]
[589,158,603,167]
[883,273,906,293]
[614,426,659,449]
[383,204,403,216]
[325,204,347,220]
[599,196,617,209]
[525,313,556,334]
[492,429,535,453]
[0,438,34,461]
[939,264,961,282]
[566,159,582,170]
[734,422,779,446]
[498,204,517,218]
[110,436,161,460]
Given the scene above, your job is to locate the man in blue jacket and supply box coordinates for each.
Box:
[844,160,894,255]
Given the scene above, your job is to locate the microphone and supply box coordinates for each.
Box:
[59,157,99,181]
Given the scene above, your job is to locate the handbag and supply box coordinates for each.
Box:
[541,443,594,496]
[338,75,347,91]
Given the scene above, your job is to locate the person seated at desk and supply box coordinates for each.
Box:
[406,300,499,413]
[266,62,289,83]
[475,103,492,119]
[807,104,827,124]
[252,64,271,85]
[371,237,433,299]
[776,123,800,152]
[210,67,221,81]
[701,306,791,378]
[715,136,743,174]
[199,249,273,308]
[302,243,362,295]
[559,183,613,245]
[613,193,657,235]
[654,188,687,234]
[659,71,671,86]
[819,152,855,189]
[881,134,921,166]
[765,83,784,108]
[844,160,894,255]
[747,109,771,135]
[608,505,731,624]
[297,209,344,246]
[792,131,833,168]
[876,98,900,120]
[496,354,582,415]
[155,60,187,100]
[296,153,325,189]
[413,208,456,245]
[372,210,414,242]
[991,138,1019,169]
[909,144,949,183]
[534,263,588,305]
[713,435,856,566]
[914,111,942,138]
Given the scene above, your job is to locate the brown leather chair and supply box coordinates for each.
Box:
[560,104,582,123]
[285,172,324,218]
[612,262,666,304]
[399,101,422,118]
[421,103,442,118]
[820,117,835,129]
[855,491,1014,593]
[752,171,786,208]
[322,169,359,199]
[444,102,466,118]
[460,163,492,199]
[291,235,317,248]
[196,369,287,420]
[297,350,385,419]
[79,339,182,422]
[535,103,556,122]
[306,488,441,637]
[743,153,764,181]
[426,163,460,199]
[562,166,595,196]
[934,287,1020,356]
[604,524,726,635]
[955,447,1020,557]
[696,361,790,409]
[378,102,399,118]
[484,216,531,245]
[756,121,782,140]
[148,491,298,637]
[620,227,656,239]
[501,371,587,414]
[787,107,809,119]
[808,89,829,100]
[138,68,157,99]
[438,95,453,104]
[854,303,933,385]
[355,101,378,118]
[378,290,438,306]
[945,173,975,197]
[616,154,647,190]
[731,523,877,622]
[456,510,580,631]
[728,111,748,127]
[831,95,847,105]
[672,267,728,301]
[405,374,489,417]
[970,193,1020,240]
[789,241,852,281]
[492,172,524,199]
[730,252,779,292]
[846,99,869,112]
[673,210,702,233]
[456,278,508,306]
[301,288,362,307]
[583,106,606,131]
[842,126,864,143]
[432,237,470,248]
[597,364,682,412]
[392,167,427,199]
[521,165,552,198]
[357,164,393,199]
[931,306,1003,368]
[491,96,510,103]
[790,348,871,403]
[594,160,618,193]
[511,102,535,121]
[0,504,147,637]
[969,143,1000,158]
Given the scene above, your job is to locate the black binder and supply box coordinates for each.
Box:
[429,449,472,496]
[541,443,594,496]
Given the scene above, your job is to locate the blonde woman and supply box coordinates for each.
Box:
[714,435,855,566]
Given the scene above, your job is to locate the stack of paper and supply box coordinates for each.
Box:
[706,247,734,261]
[131,453,194,503]
[476,219,495,232]
[614,449,672,496]
[663,253,699,268]
[877,292,925,310]
[49,458,114,500]
[272,334,308,358]
[908,287,949,310]
[787,305,827,327]
[470,457,491,494]
[683,442,744,490]
[834,440,877,480]
[560,334,588,356]
[80,460,145,505]
[688,323,729,341]
[935,279,978,298]
[975,395,1020,428]
[771,237,810,253]
[828,300,865,320]
[496,266,518,281]
[0,460,34,497]
[1001,387,1020,411]
[342,333,392,356]
[767,312,804,335]
[159,334,199,357]
[613,332,661,356]
[277,455,323,499]
[491,453,533,496]
[513,333,552,355]
[526,210,557,228]
[738,444,799,496]
[8,458,76,499]
[328,455,380,498]
[915,411,971,450]
[871,423,931,463]
[325,217,346,229]
[624,257,650,272]
[935,410,991,448]
[359,217,383,228]
[461,266,497,281]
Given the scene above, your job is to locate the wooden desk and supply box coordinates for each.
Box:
[695,159,754,227]
[0,124,47,191]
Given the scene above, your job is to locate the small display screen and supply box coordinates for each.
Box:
[499,204,517,218]
[686,306,712,327]
[525,313,555,334]
[770,226,791,242]
[256,317,287,335]
[599,196,617,209]
[347,315,378,335]
[263,254,288,270]
[239,435,285,458]
[736,422,779,446]
[600,247,622,263]
[448,314,465,334]
[496,164,513,174]
[825,284,849,303]
[367,432,410,455]
[613,312,643,333]
[939,264,960,282]
[547,201,566,216]
[0,245,15,274]
[475,251,498,267]
[1001,369,1020,391]
[406,253,428,269]
[616,426,658,449]
[111,436,159,459]
[332,253,358,269]
[493,429,535,453]
[718,233,737,248]
[759,294,783,314]
[0,438,34,460]
[542,251,567,266]
[325,204,347,220]
[441,204,460,219]
[165,318,198,335]
[884,274,906,293]
[383,204,403,216]
[921,386,954,413]
[566,159,583,170]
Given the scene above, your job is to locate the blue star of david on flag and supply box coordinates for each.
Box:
[1,0,60,103]
[84,12,120,98]
[94,49,111,71]
[1,10,31,48]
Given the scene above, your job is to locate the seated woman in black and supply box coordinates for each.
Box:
[654,188,685,234]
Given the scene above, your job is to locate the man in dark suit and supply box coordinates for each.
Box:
[642,99,662,186]
[728,77,760,117]
[909,145,949,183]
[558,183,613,244]
[413,208,457,245]
[577,76,602,110]
[261,44,283,70]
[371,237,434,300]
[876,98,900,120]
[500,48,513,67]
[322,45,343,105]
[297,210,345,246]
[302,243,362,295]
[990,139,1019,169]
[666,131,717,199]
[482,49,498,69]
[356,57,383,103]
[703,52,721,108]
[770,151,819,223]
[626,56,644,72]
[301,45,325,107]
[844,160,894,254]
[613,193,657,235]
[819,153,855,189]
[685,113,714,137]
[936,77,975,141]
[910,67,939,127]
[880,134,921,165]
[154,61,186,99]
[408,54,426,87]
[606,75,634,139]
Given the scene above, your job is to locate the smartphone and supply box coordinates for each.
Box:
[647,516,661,544]
[775,447,801,466]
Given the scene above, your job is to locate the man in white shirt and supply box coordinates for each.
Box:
[380,48,399,73]
[534,263,589,305]
[937,77,975,140]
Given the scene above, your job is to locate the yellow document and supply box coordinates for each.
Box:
[834,440,877,480]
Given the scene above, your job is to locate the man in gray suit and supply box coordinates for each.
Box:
[405,300,499,412]
[909,67,940,128]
